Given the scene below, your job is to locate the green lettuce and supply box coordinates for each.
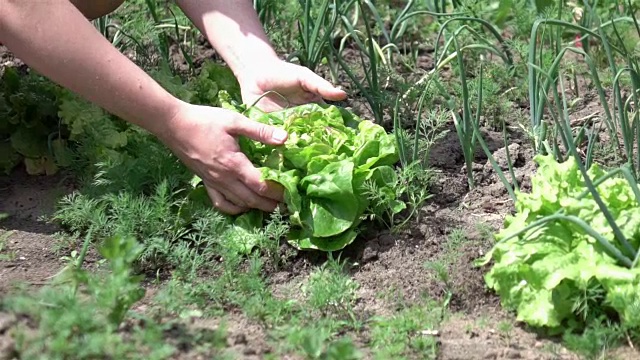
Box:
[191,98,402,252]
[477,154,640,332]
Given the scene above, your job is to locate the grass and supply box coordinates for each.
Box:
[0,230,16,261]
[2,0,640,358]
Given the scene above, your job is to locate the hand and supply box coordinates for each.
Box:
[238,59,347,112]
[160,102,288,215]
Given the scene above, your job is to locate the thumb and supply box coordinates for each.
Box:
[229,117,288,145]
[299,69,347,101]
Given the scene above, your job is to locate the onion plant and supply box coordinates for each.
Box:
[143,0,196,74]
[482,0,640,269]
[359,0,464,66]
[290,0,340,73]
[416,15,514,188]
[253,0,279,25]
[334,0,385,124]
[527,12,640,178]
[492,68,640,269]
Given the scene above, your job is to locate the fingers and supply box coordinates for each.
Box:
[229,158,284,203]
[227,116,289,146]
[220,181,280,213]
[298,68,347,101]
[205,151,285,215]
[205,186,248,215]
[205,176,282,215]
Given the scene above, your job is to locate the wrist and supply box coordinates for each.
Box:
[230,47,280,84]
[146,96,186,141]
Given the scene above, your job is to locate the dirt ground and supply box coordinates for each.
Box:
[1,43,640,360]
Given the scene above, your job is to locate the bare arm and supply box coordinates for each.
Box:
[0,0,180,138]
[176,0,279,83]
[176,0,346,111]
[0,0,291,215]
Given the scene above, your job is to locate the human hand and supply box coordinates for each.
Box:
[159,101,288,215]
[238,59,347,112]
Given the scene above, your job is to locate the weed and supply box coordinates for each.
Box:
[303,255,359,320]
[3,235,177,359]
[363,159,433,230]
[476,314,490,329]
[0,230,16,261]
[424,260,451,287]
[446,227,466,249]
[369,300,446,360]
[474,222,494,242]
[497,320,514,347]
[563,321,626,360]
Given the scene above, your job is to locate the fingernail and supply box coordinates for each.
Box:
[272,129,288,142]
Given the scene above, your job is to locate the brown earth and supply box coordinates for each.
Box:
[0,169,74,294]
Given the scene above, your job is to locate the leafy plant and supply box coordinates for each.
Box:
[191,98,403,252]
[478,154,640,332]
[0,67,66,175]
[3,235,175,359]
[369,299,445,359]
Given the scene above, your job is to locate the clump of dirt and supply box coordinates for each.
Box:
[0,230,64,294]
[0,169,76,294]
[0,313,18,360]
[438,314,580,360]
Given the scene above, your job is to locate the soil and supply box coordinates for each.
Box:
[1,38,639,360]
[0,169,73,294]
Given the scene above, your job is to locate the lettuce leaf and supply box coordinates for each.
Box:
[190,97,402,252]
[478,154,640,332]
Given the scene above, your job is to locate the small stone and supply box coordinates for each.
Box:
[362,245,379,263]
[242,346,257,355]
[503,348,522,359]
[472,162,484,171]
[0,336,16,360]
[483,350,499,359]
[378,234,395,246]
[418,224,429,236]
[229,333,247,346]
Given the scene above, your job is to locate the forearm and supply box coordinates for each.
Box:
[0,0,180,137]
[177,0,278,82]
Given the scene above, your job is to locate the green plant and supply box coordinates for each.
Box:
[292,0,340,73]
[0,230,16,261]
[497,320,514,347]
[334,4,379,121]
[524,9,640,168]
[363,160,432,229]
[563,320,626,360]
[477,154,640,332]
[0,67,67,175]
[303,256,359,318]
[358,0,463,66]
[369,300,446,360]
[3,236,178,359]
[195,99,403,252]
